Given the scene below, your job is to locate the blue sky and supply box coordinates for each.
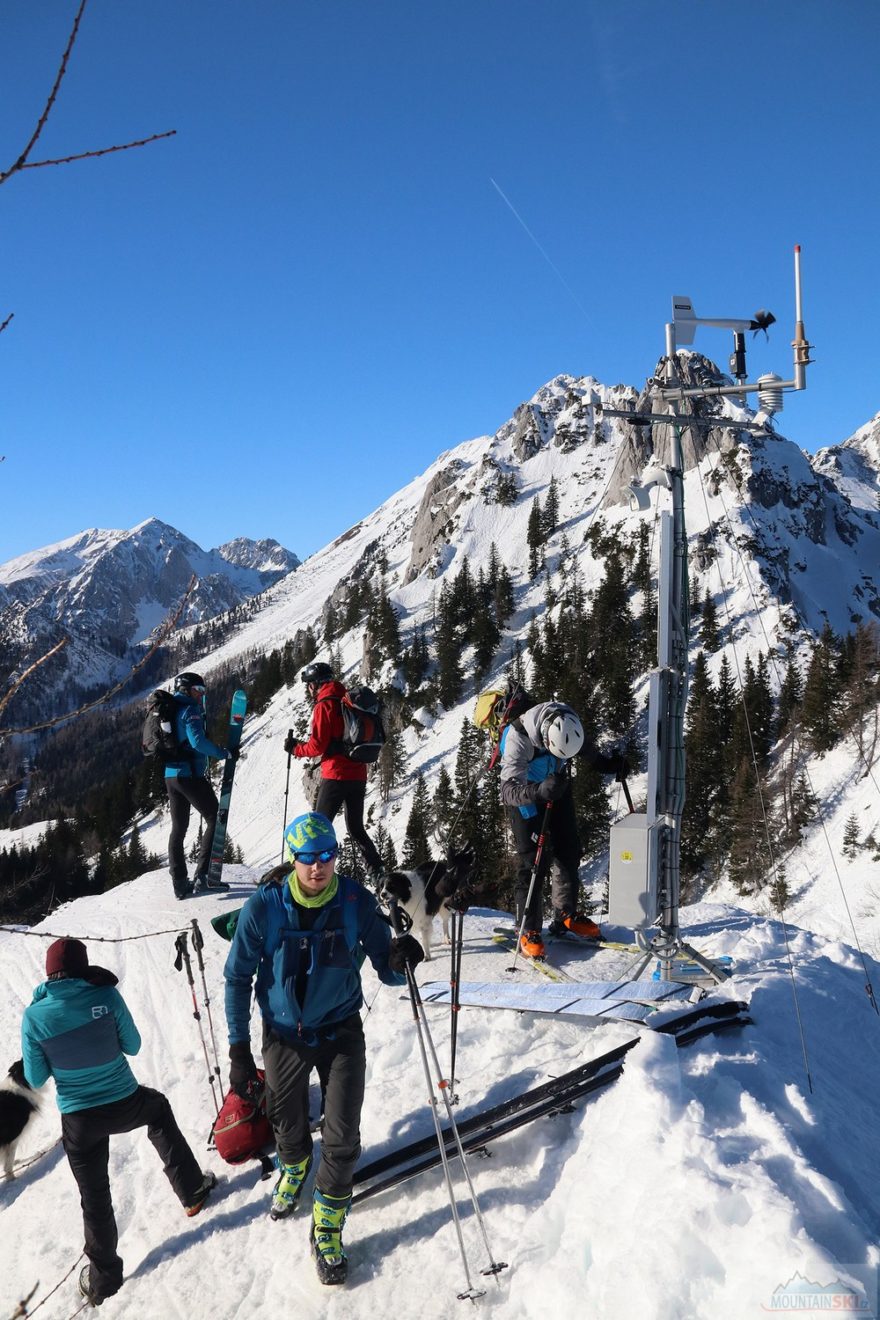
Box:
[1,0,878,565]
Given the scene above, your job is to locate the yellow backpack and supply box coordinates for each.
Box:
[474,690,506,737]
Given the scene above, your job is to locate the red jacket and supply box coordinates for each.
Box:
[294,680,366,782]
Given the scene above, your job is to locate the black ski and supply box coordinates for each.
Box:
[207,689,247,884]
[351,999,750,1204]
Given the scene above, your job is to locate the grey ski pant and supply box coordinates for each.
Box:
[61,1085,204,1303]
[167,774,218,889]
[262,1014,366,1199]
[509,789,581,930]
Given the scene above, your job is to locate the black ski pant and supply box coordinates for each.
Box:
[61,1085,204,1303]
[509,788,582,932]
[262,1014,366,1200]
[167,774,218,891]
[315,777,384,876]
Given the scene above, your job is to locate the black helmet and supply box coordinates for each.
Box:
[301,661,334,686]
[174,671,206,693]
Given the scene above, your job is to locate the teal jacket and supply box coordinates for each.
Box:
[224,874,404,1047]
[165,692,228,779]
[21,979,141,1114]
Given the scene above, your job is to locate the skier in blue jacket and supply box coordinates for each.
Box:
[165,670,234,899]
[223,812,423,1286]
[21,938,215,1308]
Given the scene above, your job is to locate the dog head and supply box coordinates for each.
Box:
[380,872,414,907]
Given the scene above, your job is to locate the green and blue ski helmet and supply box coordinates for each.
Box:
[284,812,337,861]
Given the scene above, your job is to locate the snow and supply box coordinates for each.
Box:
[0,819,54,852]
[2,874,878,1318]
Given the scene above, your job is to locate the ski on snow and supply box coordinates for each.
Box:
[351,999,750,1204]
[206,689,247,884]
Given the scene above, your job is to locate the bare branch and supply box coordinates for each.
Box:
[2,0,89,183]
[0,0,177,188]
[0,636,68,723]
[16,129,177,174]
[0,574,198,736]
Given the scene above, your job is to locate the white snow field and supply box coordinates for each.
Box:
[2,870,878,1319]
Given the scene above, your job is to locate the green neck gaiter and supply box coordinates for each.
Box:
[288,871,338,909]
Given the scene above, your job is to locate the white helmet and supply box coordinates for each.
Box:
[540,708,584,759]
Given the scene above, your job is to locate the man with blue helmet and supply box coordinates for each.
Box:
[223,812,422,1286]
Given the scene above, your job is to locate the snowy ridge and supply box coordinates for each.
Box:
[1,877,877,1317]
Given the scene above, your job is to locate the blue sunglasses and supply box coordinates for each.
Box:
[293,847,338,865]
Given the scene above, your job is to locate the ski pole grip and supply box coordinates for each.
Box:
[387,900,406,938]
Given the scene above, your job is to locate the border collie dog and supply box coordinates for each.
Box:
[0,1060,40,1178]
[381,863,454,962]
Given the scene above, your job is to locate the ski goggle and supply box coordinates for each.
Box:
[293,847,338,865]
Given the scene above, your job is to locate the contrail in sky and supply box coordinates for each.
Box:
[489,177,592,325]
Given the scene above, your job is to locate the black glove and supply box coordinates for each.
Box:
[283,731,296,756]
[444,887,473,914]
[388,933,425,974]
[536,773,567,803]
[608,752,631,782]
[226,746,240,763]
[229,1042,258,1099]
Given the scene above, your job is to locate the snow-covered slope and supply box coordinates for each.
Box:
[1,876,877,1318]
[814,411,880,521]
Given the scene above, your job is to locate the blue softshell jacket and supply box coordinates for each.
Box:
[21,979,141,1113]
[164,691,227,779]
[224,874,405,1047]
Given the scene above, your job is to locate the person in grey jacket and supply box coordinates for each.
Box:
[499,701,628,957]
[21,938,215,1308]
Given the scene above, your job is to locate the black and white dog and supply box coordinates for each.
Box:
[0,1060,40,1179]
[381,848,476,962]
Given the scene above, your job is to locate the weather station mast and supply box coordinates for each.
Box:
[602,247,813,983]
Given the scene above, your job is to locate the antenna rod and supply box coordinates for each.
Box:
[792,244,811,390]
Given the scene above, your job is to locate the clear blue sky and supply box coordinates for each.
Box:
[1,0,878,565]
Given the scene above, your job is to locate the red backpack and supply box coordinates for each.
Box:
[211,1071,273,1165]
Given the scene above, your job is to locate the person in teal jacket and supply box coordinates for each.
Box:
[21,938,215,1308]
[223,812,423,1286]
[165,670,234,899]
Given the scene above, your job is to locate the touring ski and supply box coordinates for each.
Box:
[207,689,247,884]
[491,931,574,983]
[494,925,637,953]
[351,999,750,1203]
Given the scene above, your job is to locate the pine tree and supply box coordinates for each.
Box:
[681,652,722,879]
[542,476,560,537]
[495,470,519,506]
[432,765,456,844]
[801,623,841,754]
[777,652,803,737]
[372,823,398,872]
[377,729,406,804]
[526,497,544,580]
[842,622,880,767]
[727,758,769,896]
[435,579,463,707]
[700,590,721,651]
[842,813,860,860]
[767,865,790,912]
[401,772,432,867]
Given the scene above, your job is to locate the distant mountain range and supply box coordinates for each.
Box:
[0,518,300,724]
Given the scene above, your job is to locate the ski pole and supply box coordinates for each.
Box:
[281,729,294,862]
[448,905,465,1105]
[508,800,553,976]
[190,919,223,1089]
[620,776,634,814]
[173,933,221,1116]
[387,900,507,1301]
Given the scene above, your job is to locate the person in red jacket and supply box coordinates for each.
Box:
[284,663,384,881]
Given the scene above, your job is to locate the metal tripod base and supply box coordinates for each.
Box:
[626,933,732,986]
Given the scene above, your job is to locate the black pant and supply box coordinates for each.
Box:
[167,774,218,890]
[262,1016,366,1199]
[61,1086,204,1303]
[315,778,383,875]
[509,789,582,931]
